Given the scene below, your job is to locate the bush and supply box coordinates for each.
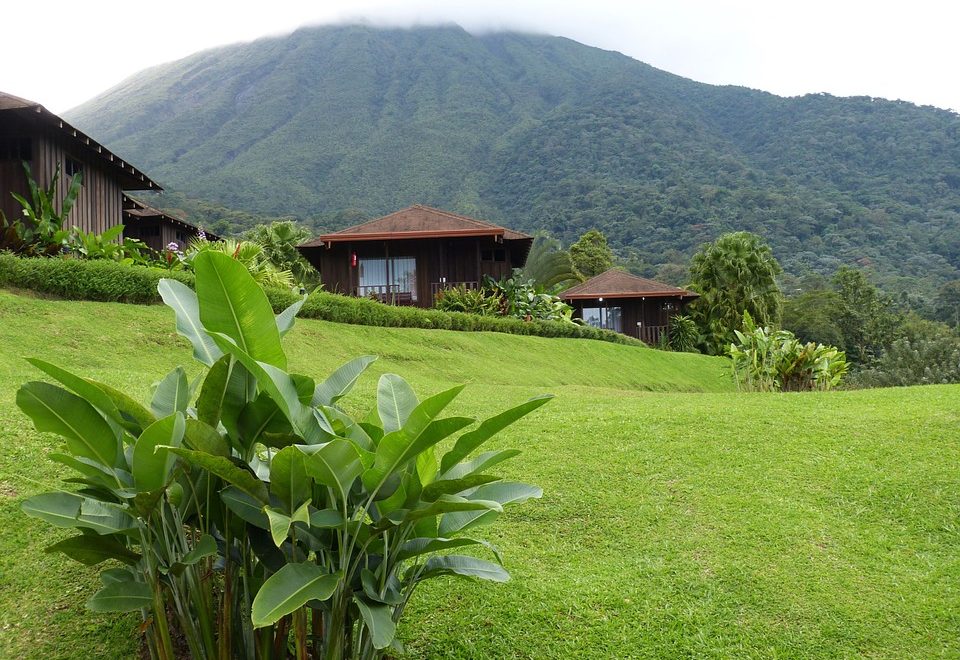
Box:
[17,251,549,658]
[729,311,848,391]
[0,252,194,303]
[0,253,641,346]
[851,318,960,387]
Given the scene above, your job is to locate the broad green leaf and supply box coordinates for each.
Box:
[132,413,185,492]
[300,439,364,500]
[196,355,231,427]
[313,356,377,407]
[150,367,190,418]
[76,498,138,535]
[421,474,502,501]
[364,416,474,492]
[439,482,542,536]
[194,251,286,369]
[180,534,217,565]
[46,534,140,566]
[251,563,340,628]
[320,405,375,451]
[221,486,269,529]
[100,568,136,584]
[238,393,288,447]
[87,581,153,613]
[17,381,121,468]
[441,449,521,481]
[354,597,396,650]
[25,359,126,433]
[264,507,292,547]
[183,419,230,457]
[269,446,309,513]
[440,395,552,475]
[49,453,129,490]
[157,279,223,366]
[395,495,501,525]
[209,332,311,438]
[276,295,307,337]
[377,374,418,433]
[309,508,345,528]
[84,380,155,435]
[396,537,487,562]
[416,555,509,583]
[169,447,268,503]
[22,492,84,528]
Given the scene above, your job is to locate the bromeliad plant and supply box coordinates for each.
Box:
[18,250,549,659]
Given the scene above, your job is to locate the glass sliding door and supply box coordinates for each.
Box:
[357,256,417,303]
[581,306,622,333]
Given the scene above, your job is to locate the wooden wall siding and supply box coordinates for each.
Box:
[305,236,524,307]
[124,219,191,252]
[571,296,692,340]
[0,115,125,235]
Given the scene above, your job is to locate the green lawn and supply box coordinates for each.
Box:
[1,290,958,658]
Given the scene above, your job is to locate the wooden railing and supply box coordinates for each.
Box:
[431,281,480,300]
[355,285,415,306]
[638,325,667,346]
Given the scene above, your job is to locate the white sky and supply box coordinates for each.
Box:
[3,0,957,114]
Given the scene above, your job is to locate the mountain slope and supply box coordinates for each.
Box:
[66,24,960,295]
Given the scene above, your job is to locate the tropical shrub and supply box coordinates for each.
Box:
[244,220,320,287]
[186,238,295,289]
[666,314,699,353]
[66,224,155,265]
[483,275,575,323]
[17,251,551,658]
[517,235,580,291]
[1,161,80,256]
[729,312,847,391]
[434,285,501,315]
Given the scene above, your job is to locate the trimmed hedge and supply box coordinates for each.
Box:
[0,253,641,346]
[0,253,195,303]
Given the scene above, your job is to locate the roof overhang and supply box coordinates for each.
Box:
[562,291,699,300]
[122,194,220,240]
[0,94,161,191]
[305,228,515,247]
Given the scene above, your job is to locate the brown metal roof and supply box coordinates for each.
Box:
[0,91,161,191]
[299,204,532,246]
[560,268,699,300]
[122,195,220,241]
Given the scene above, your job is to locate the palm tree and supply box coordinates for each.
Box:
[517,235,580,293]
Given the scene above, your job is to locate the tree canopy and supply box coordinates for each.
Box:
[688,231,783,354]
[569,229,614,279]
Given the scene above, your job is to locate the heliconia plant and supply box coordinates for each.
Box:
[18,250,550,659]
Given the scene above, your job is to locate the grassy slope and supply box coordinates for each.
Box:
[1,290,958,658]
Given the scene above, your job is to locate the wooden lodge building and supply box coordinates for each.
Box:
[298,205,533,307]
[0,91,208,249]
[561,269,698,344]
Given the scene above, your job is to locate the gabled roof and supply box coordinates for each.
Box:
[0,91,160,191]
[299,204,532,247]
[122,195,220,241]
[560,268,698,300]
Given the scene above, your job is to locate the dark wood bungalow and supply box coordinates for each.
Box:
[0,91,207,247]
[298,205,533,307]
[561,268,698,344]
[123,194,219,252]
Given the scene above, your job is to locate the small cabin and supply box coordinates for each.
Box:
[0,91,207,248]
[561,268,698,344]
[298,205,533,307]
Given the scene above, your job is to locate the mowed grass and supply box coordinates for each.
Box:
[0,289,958,658]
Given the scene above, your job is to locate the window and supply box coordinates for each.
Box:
[65,157,83,182]
[0,137,31,162]
[481,249,506,262]
[582,306,622,333]
[358,256,417,302]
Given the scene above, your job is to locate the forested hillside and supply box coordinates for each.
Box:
[66,24,960,296]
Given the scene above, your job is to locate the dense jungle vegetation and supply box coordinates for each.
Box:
[65,25,960,302]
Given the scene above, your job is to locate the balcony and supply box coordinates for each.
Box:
[637,324,667,346]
